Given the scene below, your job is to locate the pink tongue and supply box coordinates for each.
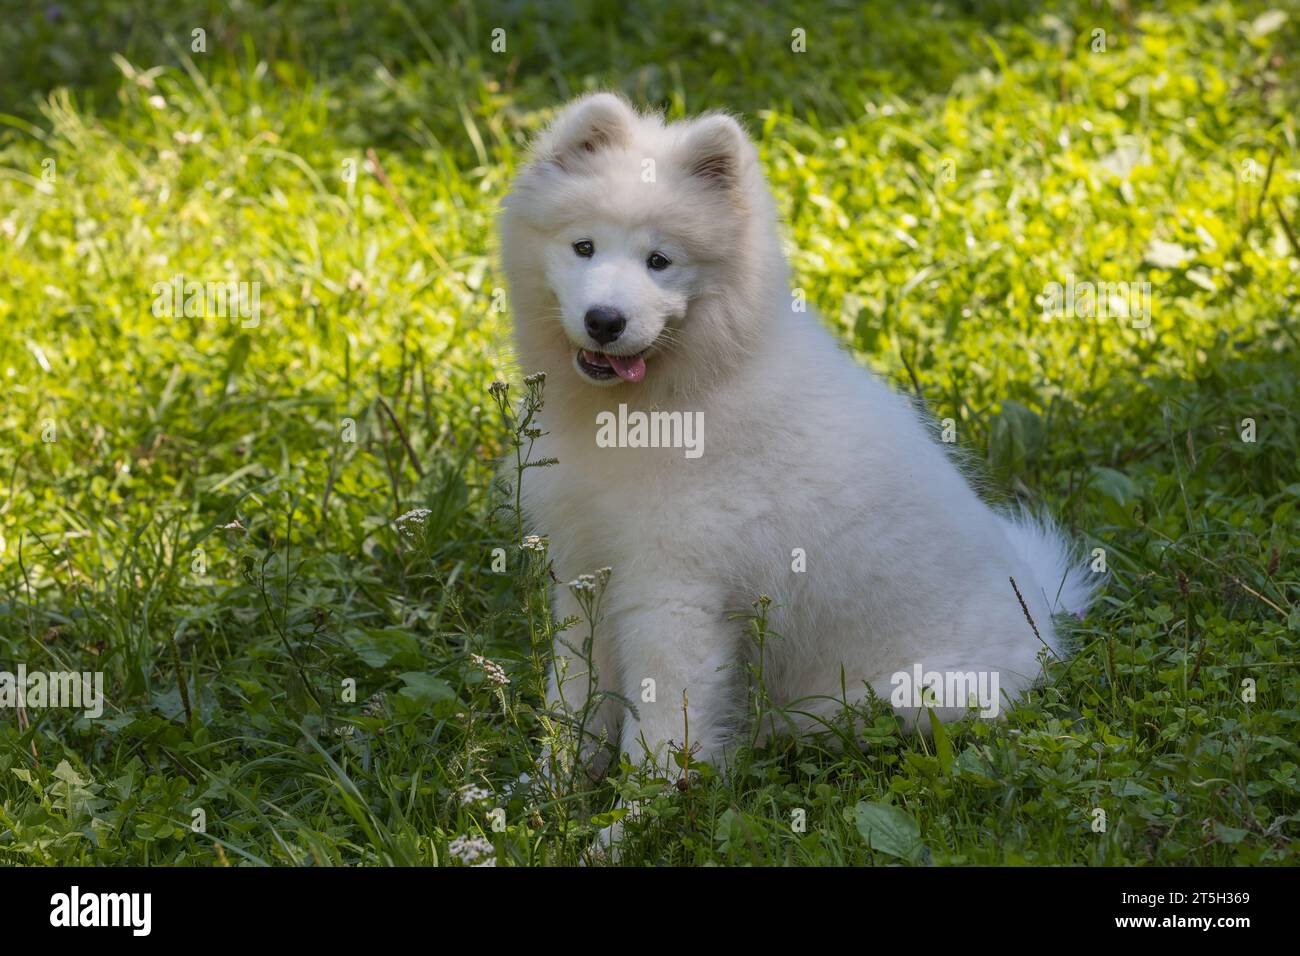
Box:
[605,353,646,382]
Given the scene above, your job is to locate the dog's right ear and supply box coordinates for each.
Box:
[535,93,635,170]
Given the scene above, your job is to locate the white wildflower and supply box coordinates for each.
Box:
[395,508,433,537]
[568,574,596,593]
[456,784,492,806]
[447,834,494,866]
[470,653,509,687]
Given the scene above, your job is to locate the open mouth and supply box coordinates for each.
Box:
[575,348,647,383]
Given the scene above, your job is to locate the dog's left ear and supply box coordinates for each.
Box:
[681,113,749,189]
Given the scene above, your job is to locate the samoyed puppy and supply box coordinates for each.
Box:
[500,93,1092,783]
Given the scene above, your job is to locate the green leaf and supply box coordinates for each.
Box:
[52,760,86,788]
[346,628,424,669]
[590,807,630,828]
[854,802,924,861]
[1213,822,1250,844]
[1111,779,1158,798]
[928,708,953,775]
[1089,466,1139,507]
[396,672,456,711]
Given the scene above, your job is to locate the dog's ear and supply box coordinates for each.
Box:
[537,93,635,170]
[681,113,748,188]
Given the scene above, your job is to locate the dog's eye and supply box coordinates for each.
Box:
[646,252,671,271]
[572,240,594,258]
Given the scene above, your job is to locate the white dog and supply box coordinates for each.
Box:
[500,93,1092,782]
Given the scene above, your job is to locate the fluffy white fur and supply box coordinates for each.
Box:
[500,93,1093,780]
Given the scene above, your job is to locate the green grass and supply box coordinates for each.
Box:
[1,0,1297,866]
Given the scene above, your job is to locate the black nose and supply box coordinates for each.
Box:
[584,306,626,346]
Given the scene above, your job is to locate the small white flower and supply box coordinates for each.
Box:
[470,653,509,687]
[448,834,494,866]
[568,573,598,594]
[456,784,491,806]
[395,508,433,537]
[520,534,547,553]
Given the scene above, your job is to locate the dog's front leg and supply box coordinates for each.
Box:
[586,594,735,860]
[614,593,737,778]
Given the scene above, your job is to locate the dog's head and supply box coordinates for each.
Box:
[501,94,780,395]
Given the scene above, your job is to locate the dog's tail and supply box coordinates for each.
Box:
[998,507,1098,622]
